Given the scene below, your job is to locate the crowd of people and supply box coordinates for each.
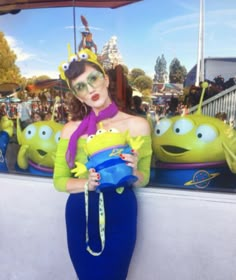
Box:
[184,75,236,108]
[1,73,235,133]
[0,96,69,129]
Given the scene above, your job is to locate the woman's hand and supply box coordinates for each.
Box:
[120,150,144,187]
[87,168,100,191]
[120,150,139,174]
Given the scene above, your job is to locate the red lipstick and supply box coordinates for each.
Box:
[92,94,99,101]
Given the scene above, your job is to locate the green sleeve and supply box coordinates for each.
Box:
[136,135,153,187]
[53,139,71,192]
[53,136,152,191]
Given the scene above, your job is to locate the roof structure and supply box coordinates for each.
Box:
[185,57,236,87]
[152,82,183,94]
[0,83,22,96]
[0,0,142,15]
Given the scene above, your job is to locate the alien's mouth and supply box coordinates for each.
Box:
[161,145,189,154]
[37,149,47,156]
[28,159,53,173]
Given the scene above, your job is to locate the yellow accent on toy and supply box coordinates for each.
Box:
[128,135,144,151]
[0,116,14,137]
[71,162,87,177]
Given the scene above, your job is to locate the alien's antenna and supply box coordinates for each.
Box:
[196,82,208,115]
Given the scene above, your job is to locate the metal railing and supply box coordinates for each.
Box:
[189,85,236,122]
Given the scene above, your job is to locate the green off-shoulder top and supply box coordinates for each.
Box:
[53,135,153,192]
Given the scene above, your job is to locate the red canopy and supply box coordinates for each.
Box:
[0,0,142,14]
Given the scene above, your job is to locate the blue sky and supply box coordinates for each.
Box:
[0,0,236,79]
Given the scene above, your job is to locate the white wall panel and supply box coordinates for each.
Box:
[1,174,236,280]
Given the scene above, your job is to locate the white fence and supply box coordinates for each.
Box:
[189,85,236,122]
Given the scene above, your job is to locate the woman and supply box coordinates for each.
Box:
[53,49,152,280]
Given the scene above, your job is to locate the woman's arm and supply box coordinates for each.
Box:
[53,122,99,193]
[125,116,153,187]
[53,137,84,193]
[53,138,99,193]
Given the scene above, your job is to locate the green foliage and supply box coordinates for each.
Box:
[169,58,187,83]
[129,68,145,84]
[142,88,151,98]
[154,54,167,83]
[133,75,152,93]
[0,32,22,85]
[35,75,51,81]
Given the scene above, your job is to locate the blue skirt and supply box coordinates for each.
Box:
[65,188,137,280]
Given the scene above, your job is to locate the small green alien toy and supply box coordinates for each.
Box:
[72,127,144,192]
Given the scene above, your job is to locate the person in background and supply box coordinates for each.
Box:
[31,112,43,122]
[43,112,52,121]
[18,95,32,129]
[131,95,147,117]
[229,116,235,129]
[0,103,7,118]
[53,49,152,280]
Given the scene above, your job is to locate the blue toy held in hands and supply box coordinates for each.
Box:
[71,127,144,192]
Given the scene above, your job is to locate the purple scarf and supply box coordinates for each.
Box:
[66,101,119,168]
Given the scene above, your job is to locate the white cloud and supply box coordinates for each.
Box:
[151,13,199,36]
[176,1,197,12]
[65,25,103,31]
[5,35,35,62]
[151,8,236,37]
[5,35,57,78]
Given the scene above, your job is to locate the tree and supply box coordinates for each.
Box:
[129,68,145,85]
[169,58,187,83]
[154,54,167,83]
[133,75,152,93]
[0,32,22,84]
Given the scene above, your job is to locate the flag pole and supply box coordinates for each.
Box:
[195,0,205,86]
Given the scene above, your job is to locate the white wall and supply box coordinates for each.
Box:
[206,60,236,81]
[1,174,236,280]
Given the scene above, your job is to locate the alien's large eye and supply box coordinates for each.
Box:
[173,119,194,135]
[78,52,89,60]
[154,118,171,136]
[61,62,69,71]
[87,134,95,143]
[96,129,106,135]
[24,124,36,139]
[108,128,119,133]
[55,131,61,143]
[69,55,78,63]
[196,124,218,142]
[39,125,53,140]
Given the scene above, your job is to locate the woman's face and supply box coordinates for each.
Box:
[71,65,110,113]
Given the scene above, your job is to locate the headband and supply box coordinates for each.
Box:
[58,44,105,88]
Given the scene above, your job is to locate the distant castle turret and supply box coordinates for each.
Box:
[100,36,123,70]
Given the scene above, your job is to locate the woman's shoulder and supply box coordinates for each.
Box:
[60,120,81,139]
[119,112,151,137]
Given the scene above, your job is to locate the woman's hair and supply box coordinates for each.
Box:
[65,60,109,121]
[106,66,133,113]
